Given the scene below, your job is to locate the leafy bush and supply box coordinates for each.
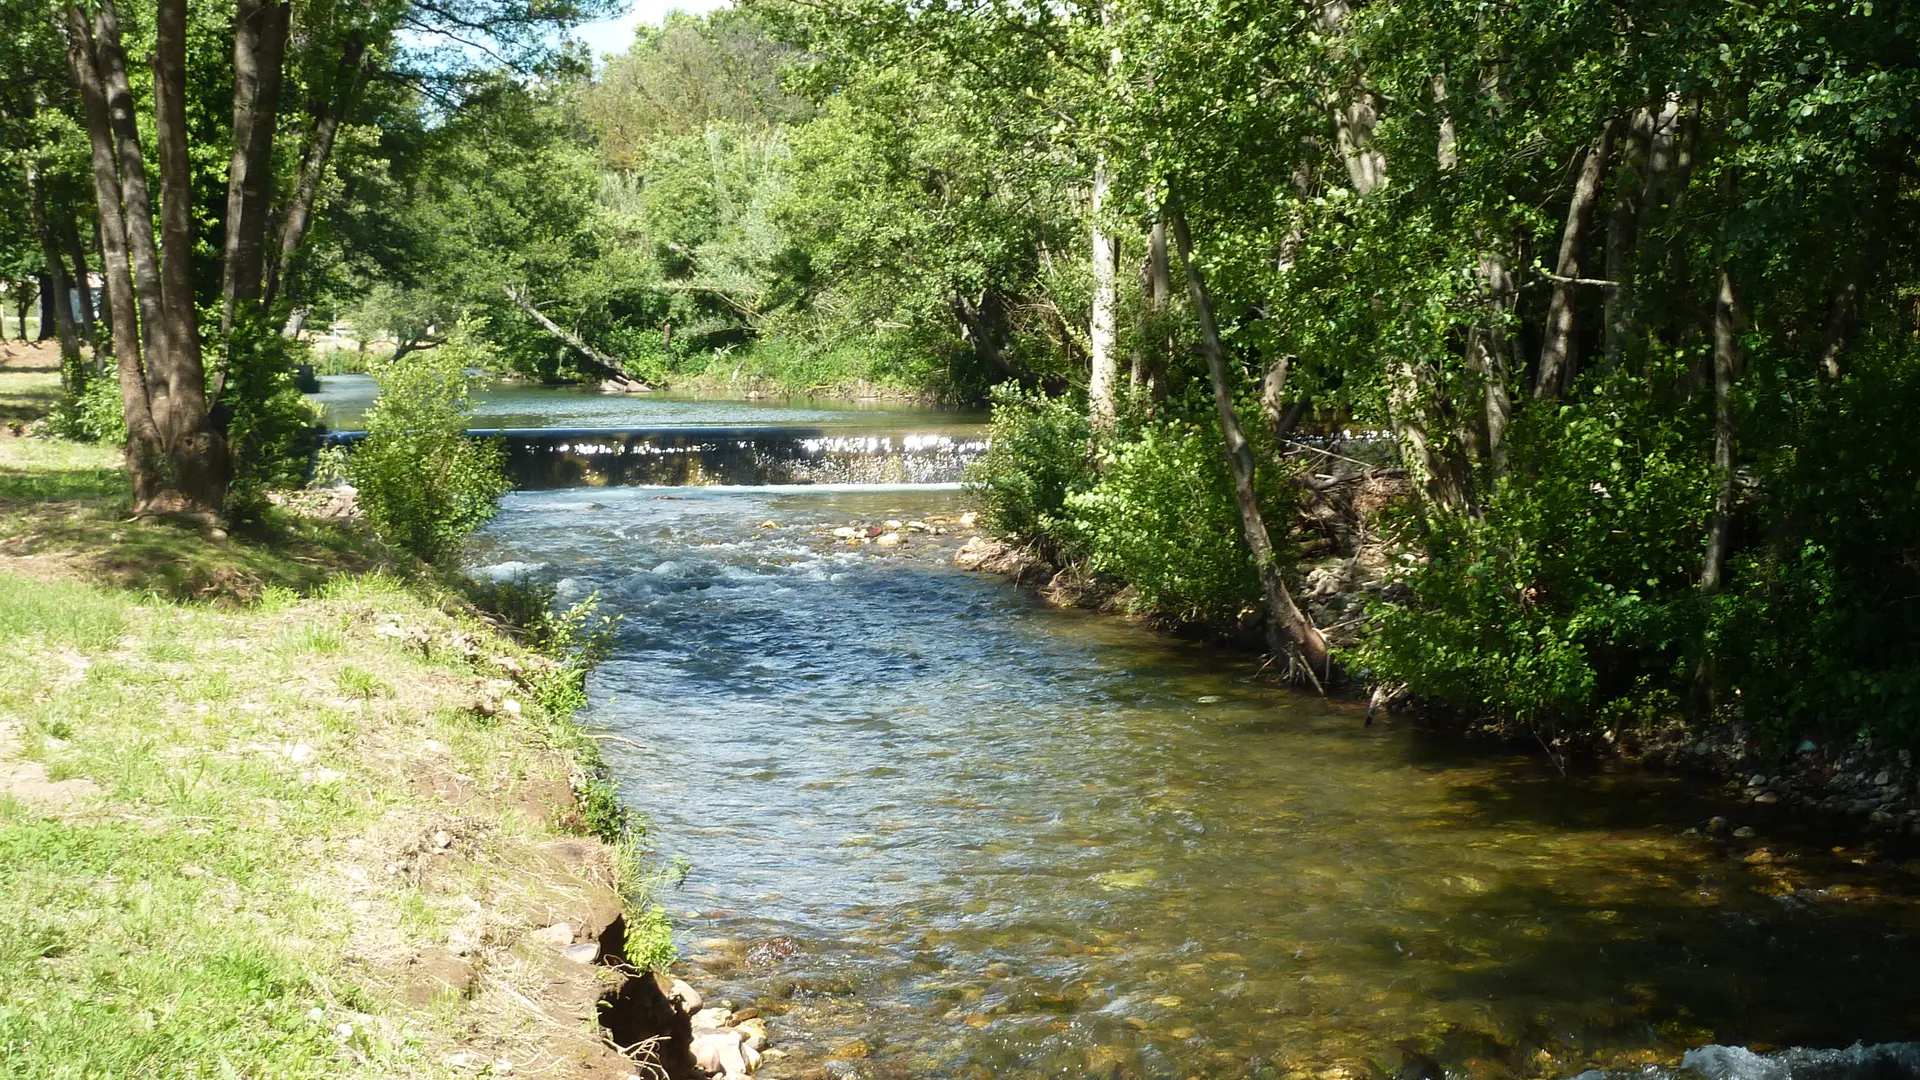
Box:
[1069,415,1288,624]
[1718,345,1920,748]
[346,333,511,565]
[45,371,128,445]
[1357,388,1711,726]
[965,383,1093,546]
[219,315,322,511]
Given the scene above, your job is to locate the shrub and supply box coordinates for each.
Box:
[219,314,323,511]
[1356,387,1711,726]
[964,383,1093,546]
[1068,415,1287,624]
[346,332,511,565]
[1717,344,1920,748]
[45,371,128,445]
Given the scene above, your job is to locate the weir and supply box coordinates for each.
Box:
[319,424,988,489]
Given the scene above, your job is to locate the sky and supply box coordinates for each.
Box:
[571,0,734,59]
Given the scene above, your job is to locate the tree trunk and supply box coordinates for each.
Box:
[1469,250,1516,478]
[26,166,81,364]
[151,0,226,513]
[65,2,161,454]
[504,284,652,389]
[37,275,56,342]
[60,201,96,347]
[1088,153,1118,431]
[220,0,291,334]
[1602,109,1652,369]
[67,0,225,518]
[1816,279,1856,380]
[1699,266,1738,595]
[1169,207,1329,678]
[263,29,366,312]
[1133,215,1172,392]
[1534,118,1617,398]
[1389,359,1473,512]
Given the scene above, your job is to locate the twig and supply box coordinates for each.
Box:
[1537,269,1620,288]
[585,733,648,751]
[1281,439,1377,470]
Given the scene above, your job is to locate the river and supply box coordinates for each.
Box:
[318,379,1920,1079]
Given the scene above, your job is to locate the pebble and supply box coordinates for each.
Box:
[531,923,573,946]
[1753,792,1780,805]
[874,532,902,547]
[1732,826,1757,839]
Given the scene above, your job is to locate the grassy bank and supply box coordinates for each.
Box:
[0,435,674,1078]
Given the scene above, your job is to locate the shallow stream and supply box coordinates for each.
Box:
[443,389,1920,1079]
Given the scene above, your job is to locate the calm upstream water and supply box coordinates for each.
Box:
[450,391,1920,1080]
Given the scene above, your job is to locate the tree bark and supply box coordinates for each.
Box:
[1603,109,1653,368]
[504,284,652,389]
[1534,118,1617,398]
[64,4,159,449]
[1169,206,1329,678]
[1133,215,1173,392]
[1469,250,1516,478]
[26,166,81,364]
[66,0,225,518]
[150,0,227,513]
[1699,267,1738,595]
[264,29,367,313]
[1087,153,1118,431]
[221,0,291,334]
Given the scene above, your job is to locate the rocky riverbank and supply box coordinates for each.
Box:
[948,463,1920,849]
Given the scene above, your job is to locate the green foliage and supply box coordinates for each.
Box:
[528,592,624,718]
[965,383,1093,544]
[1359,389,1713,725]
[345,332,510,565]
[219,315,323,512]
[1070,415,1285,624]
[1717,345,1920,748]
[44,374,126,446]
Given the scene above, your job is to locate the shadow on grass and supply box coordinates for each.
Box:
[0,452,386,604]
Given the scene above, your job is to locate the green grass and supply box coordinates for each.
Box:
[0,360,63,433]
[0,439,383,604]
[0,437,677,1078]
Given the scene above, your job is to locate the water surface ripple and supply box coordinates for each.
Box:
[473,484,1920,1080]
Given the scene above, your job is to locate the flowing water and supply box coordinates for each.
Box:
[440,390,1920,1080]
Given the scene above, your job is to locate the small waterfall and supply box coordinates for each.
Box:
[319,425,988,489]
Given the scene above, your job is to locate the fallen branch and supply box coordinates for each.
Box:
[503,284,651,390]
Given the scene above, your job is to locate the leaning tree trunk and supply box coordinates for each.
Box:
[1535,118,1618,398]
[504,285,652,390]
[65,3,161,459]
[264,29,365,314]
[1169,206,1330,680]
